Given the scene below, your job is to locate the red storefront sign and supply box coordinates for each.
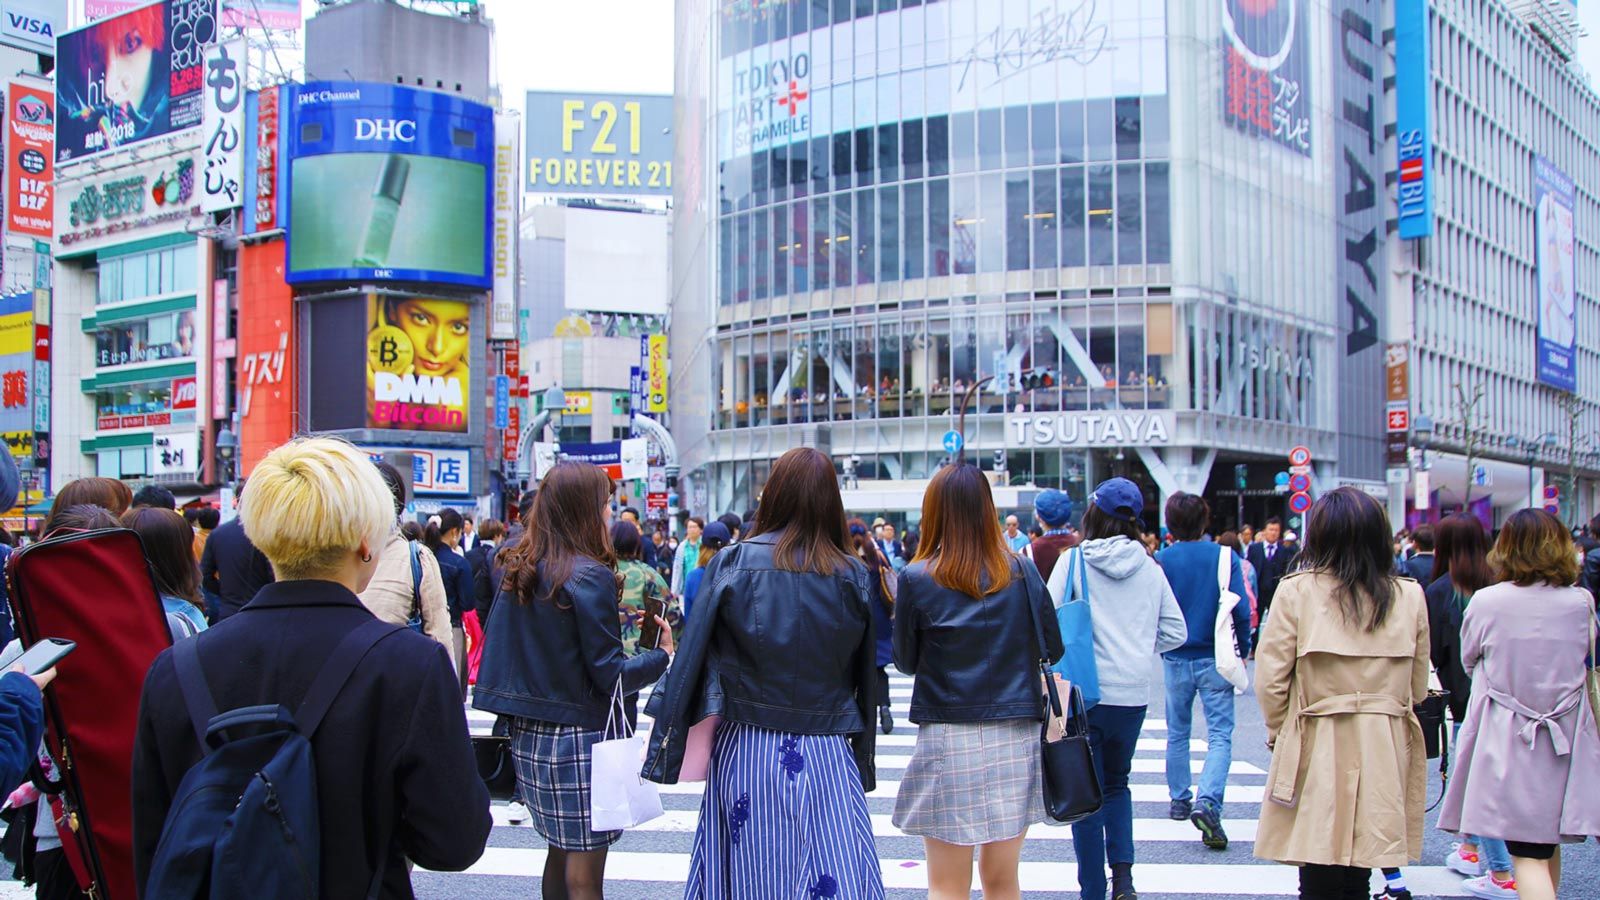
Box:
[5,80,53,239]
[255,85,279,230]
[98,412,173,431]
[171,376,199,410]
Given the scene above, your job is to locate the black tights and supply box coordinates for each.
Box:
[542,846,609,900]
[1299,864,1371,900]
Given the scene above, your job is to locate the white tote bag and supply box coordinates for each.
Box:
[1213,546,1250,693]
[589,681,665,831]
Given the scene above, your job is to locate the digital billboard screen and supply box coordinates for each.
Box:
[366,294,473,434]
[284,82,493,289]
[56,0,218,164]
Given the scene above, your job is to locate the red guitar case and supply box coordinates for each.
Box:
[7,528,172,900]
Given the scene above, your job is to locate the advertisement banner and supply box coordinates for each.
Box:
[54,148,203,251]
[560,438,647,481]
[1221,0,1312,157]
[0,0,63,57]
[646,333,668,414]
[57,0,219,164]
[200,37,246,212]
[152,431,197,475]
[255,83,279,229]
[525,92,672,196]
[362,446,471,496]
[1535,155,1576,392]
[4,79,51,238]
[0,291,30,460]
[491,111,519,339]
[1394,0,1433,239]
[284,81,494,289]
[366,294,473,434]
[562,391,592,415]
[221,0,297,30]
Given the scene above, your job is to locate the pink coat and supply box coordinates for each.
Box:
[1437,582,1600,843]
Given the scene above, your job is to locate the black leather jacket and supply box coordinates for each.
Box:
[893,556,1063,724]
[642,532,878,789]
[474,557,669,730]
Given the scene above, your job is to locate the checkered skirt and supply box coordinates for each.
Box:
[510,718,623,851]
[891,718,1047,845]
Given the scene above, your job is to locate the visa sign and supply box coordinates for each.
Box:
[0,1,61,56]
[1394,0,1434,239]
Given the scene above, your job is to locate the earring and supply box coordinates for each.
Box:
[361,552,373,563]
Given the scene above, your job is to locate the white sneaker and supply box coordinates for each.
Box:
[1462,874,1518,899]
[506,800,529,825]
[1446,842,1483,877]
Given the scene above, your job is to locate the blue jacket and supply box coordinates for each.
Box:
[432,545,475,627]
[0,671,42,796]
[1156,541,1251,661]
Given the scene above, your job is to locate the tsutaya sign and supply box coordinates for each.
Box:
[1009,412,1175,447]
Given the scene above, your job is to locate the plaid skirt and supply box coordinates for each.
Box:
[892,718,1047,845]
[510,718,622,851]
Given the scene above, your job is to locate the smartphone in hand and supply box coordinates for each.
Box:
[7,638,76,676]
[639,596,665,650]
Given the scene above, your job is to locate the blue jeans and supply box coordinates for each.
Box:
[1450,722,1511,873]
[1162,656,1236,813]
[1072,704,1146,899]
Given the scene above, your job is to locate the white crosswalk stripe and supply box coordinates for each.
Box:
[433,674,1472,897]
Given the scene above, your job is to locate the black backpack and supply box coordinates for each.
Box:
[142,620,402,899]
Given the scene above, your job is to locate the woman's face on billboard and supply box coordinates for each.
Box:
[393,299,469,378]
[107,27,156,109]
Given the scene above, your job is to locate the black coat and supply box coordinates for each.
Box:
[893,557,1063,723]
[432,545,474,627]
[642,532,878,789]
[1246,541,1297,611]
[474,557,669,730]
[199,518,275,620]
[132,581,490,899]
[465,542,496,623]
[1424,574,1471,722]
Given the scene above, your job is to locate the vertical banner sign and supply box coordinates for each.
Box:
[504,403,519,462]
[255,84,279,229]
[200,38,247,213]
[491,111,520,340]
[494,374,510,430]
[1534,155,1576,392]
[646,333,668,414]
[30,239,47,469]
[1384,344,1410,470]
[1333,0,1386,482]
[5,80,52,238]
[1220,0,1312,156]
[1394,0,1433,239]
[629,366,642,412]
[211,278,231,419]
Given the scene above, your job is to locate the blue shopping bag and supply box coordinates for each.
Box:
[1049,548,1100,709]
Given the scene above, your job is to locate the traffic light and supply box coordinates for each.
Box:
[1021,368,1056,391]
[1235,463,1248,490]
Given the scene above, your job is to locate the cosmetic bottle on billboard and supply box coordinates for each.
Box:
[355,155,412,267]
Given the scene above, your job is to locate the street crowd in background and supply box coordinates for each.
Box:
[0,441,1589,899]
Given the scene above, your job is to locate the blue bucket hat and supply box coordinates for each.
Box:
[1089,477,1143,523]
[1034,489,1073,528]
[701,521,732,549]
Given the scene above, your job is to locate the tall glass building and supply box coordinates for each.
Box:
[669,0,1593,527]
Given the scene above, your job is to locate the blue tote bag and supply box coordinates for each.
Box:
[1049,548,1101,708]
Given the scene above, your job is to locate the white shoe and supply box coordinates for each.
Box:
[506,800,529,825]
[1446,842,1483,877]
[1462,874,1518,899]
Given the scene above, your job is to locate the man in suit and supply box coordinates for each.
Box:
[877,522,906,568]
[1247,517,1296,645]
[1397,524,1438,588]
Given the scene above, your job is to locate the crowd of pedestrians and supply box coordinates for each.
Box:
[0,437,1590,900]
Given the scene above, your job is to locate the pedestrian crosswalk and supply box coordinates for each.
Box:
[427,674,1477,898]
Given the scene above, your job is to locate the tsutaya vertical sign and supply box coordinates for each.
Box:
[1394,0,1434,239]
[490,111,520,340]
[1333,0,1386,482]
[200,38,247,213]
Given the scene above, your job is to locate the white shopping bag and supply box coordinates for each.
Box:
[589,681,665,831]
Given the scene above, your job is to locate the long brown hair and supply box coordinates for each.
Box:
[501,462,619,605]
[913,464,1014,597]
[44,477,133,533]
[1432,514,1494,596]
[745,448,851,576]
[1299,487,1397,631]
[121,507,202,604]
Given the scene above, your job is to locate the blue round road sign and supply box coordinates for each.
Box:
[942,430,964,455]
[1274,471,1291,486]
[1289,491,1313,515]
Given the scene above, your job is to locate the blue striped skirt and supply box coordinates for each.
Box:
[684,721,885,900]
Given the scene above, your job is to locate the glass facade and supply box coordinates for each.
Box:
[94,310,199,367]
[96,244,199,305]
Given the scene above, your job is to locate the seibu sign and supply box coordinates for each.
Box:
[1009,411,1175,447]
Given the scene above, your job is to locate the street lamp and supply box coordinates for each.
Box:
[215,425,238,486]
[1412,415,1434,470]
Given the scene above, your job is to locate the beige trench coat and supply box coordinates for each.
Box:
[358,532,456,670]
[1253,572,1429,869]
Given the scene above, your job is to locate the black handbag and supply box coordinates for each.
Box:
[473,716,518,801]
[1023,561,1103,823]
[1414,689,1449,761]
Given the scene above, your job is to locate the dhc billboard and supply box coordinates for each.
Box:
[1395,0,1433,240]
[283,82,494,288]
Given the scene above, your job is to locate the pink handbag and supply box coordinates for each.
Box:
[678,716,722,782]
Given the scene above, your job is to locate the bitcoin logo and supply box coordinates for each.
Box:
[368,326,413,375]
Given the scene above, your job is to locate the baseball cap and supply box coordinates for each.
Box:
[1089,478,1143,522]
[1034,489,1073,528]
[701,521,732,549]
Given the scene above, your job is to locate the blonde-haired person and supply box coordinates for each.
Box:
[1438,510,1600,900]
[131,438,491,897]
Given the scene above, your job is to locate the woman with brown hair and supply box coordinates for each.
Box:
[643,447,883,900]
[1438,510,1600,900]
[1254,487,1430,899]
[474,462,674,900]
[42,477,132,533]
[892,464,1062,900]
[121,507,208,638]
[848,516,896,734]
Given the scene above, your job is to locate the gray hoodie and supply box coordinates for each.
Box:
[1045,535,1187,707]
